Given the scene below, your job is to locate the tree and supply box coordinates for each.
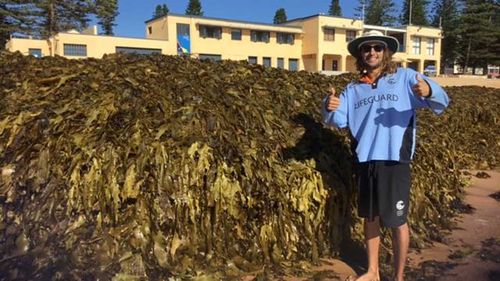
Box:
[185,0,203,16]
[457,0,500,74]
[0,1,37,48]
[431,0,461,71]
[1,0,108,42]
[328,0,342,16]
[273,8,287,24]
[362,0,397,25]
[95,0,118,35]
[400,0,430,25]
[0,4,6,49]
[354,0,367,20]
[153,4,169,18]
[34,0,94,37]
[492,0,500,66]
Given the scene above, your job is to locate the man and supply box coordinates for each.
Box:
[322,30,449,281]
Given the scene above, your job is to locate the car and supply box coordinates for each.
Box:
[487,66,499,79]
[424,65,437,77]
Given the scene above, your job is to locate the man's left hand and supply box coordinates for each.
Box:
[412,74,430,98]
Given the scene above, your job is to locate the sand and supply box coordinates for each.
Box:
[432,77,500,89]
[410,170,500,281]
[242,170,500,281]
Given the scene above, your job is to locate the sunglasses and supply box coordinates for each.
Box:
[360,44,385,53]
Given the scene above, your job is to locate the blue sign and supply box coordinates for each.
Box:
[177,35,190,55]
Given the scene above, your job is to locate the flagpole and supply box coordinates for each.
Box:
[409,0,413,25]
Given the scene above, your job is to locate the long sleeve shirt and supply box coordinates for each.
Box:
[322,67,449,163]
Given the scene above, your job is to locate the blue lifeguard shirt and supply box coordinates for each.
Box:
[322,67,449,163]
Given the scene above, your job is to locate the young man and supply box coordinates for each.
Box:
[322,30,449,281]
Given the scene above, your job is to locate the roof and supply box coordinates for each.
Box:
[145,13,302,29]
[286,13,362,23]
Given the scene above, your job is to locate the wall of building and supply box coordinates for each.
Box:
[52,33,170,58]
[288,15,365,73]
[404,25,442,74]
[316,16,363,56]
[5,14,443,74]
[147,14,303,69]
[145,17,170,40]
[6,38,50,56]
[6,33,171,59]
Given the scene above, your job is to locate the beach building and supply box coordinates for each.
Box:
[6,13,443,74]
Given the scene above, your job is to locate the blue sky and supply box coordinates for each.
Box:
[107,0,405,38]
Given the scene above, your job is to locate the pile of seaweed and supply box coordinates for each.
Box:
[0,52,498,280]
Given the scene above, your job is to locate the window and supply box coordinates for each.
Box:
[248,56,257,64]
[250,30,270,43]
[148,26,152,35]
[289,59,298,71]
[322,59,325,71]
[63,44,87,57]
[177,23,190,55]
[263,57,271,67]
[324,28,335,41]
[346,30,356,42]
[177,23,190,36]
[277,58,284,69]
[28,48,42,57]
[231,29,241,40]
[116,47,161,55]
[427,38,435,55]
[333,60,338,71]
[412,37,421,55]
[199,54,222,61]
[277,32,294,44]
[199,25,222,39]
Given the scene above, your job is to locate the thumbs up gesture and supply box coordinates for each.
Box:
[412,74,431,98]
[326,87,340,112]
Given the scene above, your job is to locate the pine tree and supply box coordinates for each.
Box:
[162,4,169,15]
[273,8,287,24]
[0,2,11,49]
[185,0,203,16]
[431,0,461,71]
[34,0,94,37]
[153,4,169,18]
[95,0,118,35]
[354,0,368,20]
[363,0,397,25]
[328,0,342,16]
[0,0,35,49]
[457,0,500,74]
[492,0,500,65]
[0,4,5,49]
[400,0,430,25]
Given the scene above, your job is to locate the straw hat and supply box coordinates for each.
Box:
[347,30,399,56]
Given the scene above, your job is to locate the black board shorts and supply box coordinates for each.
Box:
[357,161,411,227]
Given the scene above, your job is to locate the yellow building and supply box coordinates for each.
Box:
[5,26,170,58]
[5,13,443,74]
[281,15,442,74]
[145,14,304,70]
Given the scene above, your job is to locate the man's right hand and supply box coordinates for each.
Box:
[326,87,340,112]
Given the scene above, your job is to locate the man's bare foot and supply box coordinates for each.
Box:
[345,271,380,281]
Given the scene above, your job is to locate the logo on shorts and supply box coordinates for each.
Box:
[396,200,405,217]
[396,200,405,210]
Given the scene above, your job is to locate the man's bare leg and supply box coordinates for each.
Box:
[354,217,381,281]
[391,223,409,281]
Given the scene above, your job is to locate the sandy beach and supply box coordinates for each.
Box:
[242,170,500,281]
[432,77,500,89]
